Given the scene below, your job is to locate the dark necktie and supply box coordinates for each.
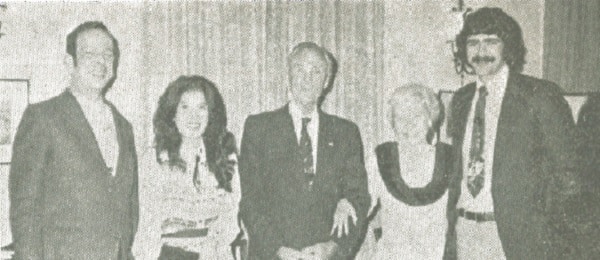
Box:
[467,86,487,197]
[299,117,315,187]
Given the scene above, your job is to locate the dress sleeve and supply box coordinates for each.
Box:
[366,155,384,237]
[366,155,383,214]
[212,153,241,259]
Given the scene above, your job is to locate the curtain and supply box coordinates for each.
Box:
[543,0,600,93]
[140,1,385,155]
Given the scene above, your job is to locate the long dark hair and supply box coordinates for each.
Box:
[153,75,237,192]
[456,7,526,74]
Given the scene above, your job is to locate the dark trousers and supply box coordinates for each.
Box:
[158,245,199,260]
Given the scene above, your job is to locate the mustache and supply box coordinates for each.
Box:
[471,56,496,63]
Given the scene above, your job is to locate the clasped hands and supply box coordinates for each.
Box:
[276,198,357,260]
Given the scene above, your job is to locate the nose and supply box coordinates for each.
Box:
[476,42,489,55]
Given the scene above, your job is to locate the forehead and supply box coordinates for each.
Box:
[466,34,502,41]
[180,90,206,103]
[391,96,427,114]
[76,29,113,50]
[289,49,327,67]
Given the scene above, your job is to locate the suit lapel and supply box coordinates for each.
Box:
[280,104,300,150]
[58,91,108,169]
[451,84,477,144]
[315,111,331,177]
[277,105,307,186]
[313,111,337,195]
[493,73,528,179]
[107,102,125,176]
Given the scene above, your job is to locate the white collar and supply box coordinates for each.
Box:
[70,89,108,109]
[476,64,509,97]
[288,101,319,122]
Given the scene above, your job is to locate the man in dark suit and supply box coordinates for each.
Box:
[239,42,370,260]
[446,7,581,260]
[9,21,138,260]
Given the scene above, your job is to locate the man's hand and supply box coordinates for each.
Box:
[301,241,338,260]
[330,198,357,238]
[277,246,314,260]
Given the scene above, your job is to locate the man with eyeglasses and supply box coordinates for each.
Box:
[9,21,138,260]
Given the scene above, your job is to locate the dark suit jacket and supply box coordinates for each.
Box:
[239,105,370,260]
[9,91,139,260]
[574,94,600,258]
[446,73,580,260]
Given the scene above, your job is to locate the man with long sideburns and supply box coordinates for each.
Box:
[446,7,580,259]
[239,42,370,260]
[9,21,138,259]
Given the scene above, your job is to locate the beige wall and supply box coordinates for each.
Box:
[0,2,144,246]
[383,0,545,142]
[0,1,546,246]
[384,0,545,95]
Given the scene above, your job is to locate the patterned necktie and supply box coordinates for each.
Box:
[467,86,487,197]
[299,117,315,187]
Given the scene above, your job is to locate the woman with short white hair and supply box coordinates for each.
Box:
[355,84,454,259]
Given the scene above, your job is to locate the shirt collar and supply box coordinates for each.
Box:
[476,64,509,97]
[69,89,107,108]
[288,101,319,122]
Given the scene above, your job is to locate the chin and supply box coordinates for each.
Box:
[474,64,502,77]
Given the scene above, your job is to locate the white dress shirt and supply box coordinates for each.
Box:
[72,91,118,176]
[457,64,509,212]
[288,101,319,174]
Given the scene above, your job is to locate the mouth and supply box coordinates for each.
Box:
[187,123,203,129]
[471,56,496,64]
[91,73,107,79]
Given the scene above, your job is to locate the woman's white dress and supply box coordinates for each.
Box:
[358,144,448,260]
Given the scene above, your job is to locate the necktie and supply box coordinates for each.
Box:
[299,117,315,187]
[467,86,487,197]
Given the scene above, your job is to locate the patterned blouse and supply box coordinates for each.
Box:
[133,145,240,260]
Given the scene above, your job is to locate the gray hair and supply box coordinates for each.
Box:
[287,42,337,106]
[388,84,445,144]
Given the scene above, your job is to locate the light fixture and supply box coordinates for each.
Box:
[447,0,472,75]
[0,3,6,39]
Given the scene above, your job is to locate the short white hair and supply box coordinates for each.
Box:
[388,84,444,142]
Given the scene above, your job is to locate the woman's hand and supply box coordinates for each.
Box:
[161,218,191,234]
[330,198,357,238]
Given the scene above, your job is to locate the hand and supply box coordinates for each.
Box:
[330,198,357,238]
[277,246,313,260]
[160,218,190,234]
[301,241,338,260]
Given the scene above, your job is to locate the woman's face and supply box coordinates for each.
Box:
[175,90,208,139]
[391,97,430,144]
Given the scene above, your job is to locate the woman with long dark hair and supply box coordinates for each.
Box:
[133,75,239,259]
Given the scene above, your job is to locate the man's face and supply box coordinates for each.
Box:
[288,49,328,106]
[70,29,115,92]
[466,34,506,78]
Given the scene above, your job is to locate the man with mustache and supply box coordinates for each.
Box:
[446,7,580,259]
[9,21,138,259]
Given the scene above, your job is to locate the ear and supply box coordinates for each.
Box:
[64,54,75,70]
